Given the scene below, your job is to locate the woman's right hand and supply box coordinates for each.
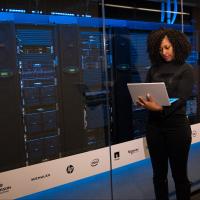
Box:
[137,93,163,112]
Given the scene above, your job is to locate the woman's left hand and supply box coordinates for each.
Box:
[136,93,163,112]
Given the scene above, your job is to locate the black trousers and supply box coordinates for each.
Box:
[146,116,192,200]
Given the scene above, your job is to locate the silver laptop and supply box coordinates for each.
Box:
[127,82,172,106]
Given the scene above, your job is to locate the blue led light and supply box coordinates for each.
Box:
[161,1,165,23]
[6,9,26,13]
[51,12,75,16]
[31,10,43,14]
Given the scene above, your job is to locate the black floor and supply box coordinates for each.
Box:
[191,190,200,200]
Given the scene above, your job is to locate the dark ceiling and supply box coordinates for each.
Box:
[0,0,199,11]
[0,0,197,23]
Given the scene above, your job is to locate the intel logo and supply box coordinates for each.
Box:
[90,158,99,167]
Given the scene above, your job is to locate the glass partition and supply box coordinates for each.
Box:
[104,0,200,199]
[0,0,200,200]
[0,1,113,200]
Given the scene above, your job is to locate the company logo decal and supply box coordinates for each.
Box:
[0,184,12,194]
[90,158,99,167]
[114,152,120,160]
[31,173,51,182]
[128,148,139,155]
[66,165,74,174]
[192,129,198,137]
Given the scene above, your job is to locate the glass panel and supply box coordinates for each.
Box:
[104,0,200,199]
[187,1,200,194]
[1,1,200,200]
[0,1,112,200]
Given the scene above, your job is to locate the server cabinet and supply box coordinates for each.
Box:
[16,26,60,164]
[80,30,109,149]
[111,28,133,144]
[57,26,109,155]
[0,23,26,172]
[57,25,86,155]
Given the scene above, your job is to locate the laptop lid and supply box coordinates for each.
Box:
[127,82,171,106]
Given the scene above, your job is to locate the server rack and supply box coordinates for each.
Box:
[0,15,199,172]
[16,26,60,164]
[80,29,109,150]
[0,22,110,172]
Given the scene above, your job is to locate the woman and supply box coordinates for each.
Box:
[137,28,194,200]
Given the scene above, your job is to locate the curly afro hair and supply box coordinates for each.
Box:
[147,28,191,65]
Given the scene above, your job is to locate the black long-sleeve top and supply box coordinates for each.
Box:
[146,62,194,122]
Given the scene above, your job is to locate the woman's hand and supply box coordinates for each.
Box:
[136,93,163,112]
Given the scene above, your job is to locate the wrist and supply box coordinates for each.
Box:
[157,105,163,111]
